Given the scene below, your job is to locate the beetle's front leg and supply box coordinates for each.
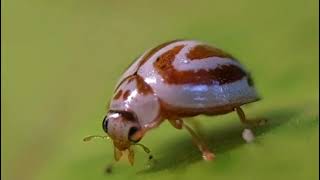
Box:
[235,107,267,127]
[169,119,215,161]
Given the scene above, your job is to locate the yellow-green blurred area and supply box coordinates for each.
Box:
[1,0,319,180]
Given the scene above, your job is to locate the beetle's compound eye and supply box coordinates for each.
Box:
[128,127,141,143]
[102,116,109,133]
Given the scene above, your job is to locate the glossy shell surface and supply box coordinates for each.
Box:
[110,40,259,128]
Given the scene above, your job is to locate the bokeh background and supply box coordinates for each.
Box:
[2,0,319,180]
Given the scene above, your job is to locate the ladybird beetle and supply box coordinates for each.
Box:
[87,40,266,165]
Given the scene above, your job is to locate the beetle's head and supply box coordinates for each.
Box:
[102,110,145,164]
[83,110,151,165]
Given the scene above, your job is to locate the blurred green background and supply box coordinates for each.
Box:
[1,0,319,180]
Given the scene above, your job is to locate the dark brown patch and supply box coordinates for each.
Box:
[113,90,123,100]
[137,40,182,68]
[160,100,234,119]
[135,75,153,95]
[155,45,185,70]
[187,45,235,60]
[154,45,247,85]
[114,75,153,96]
[122,90,131,99]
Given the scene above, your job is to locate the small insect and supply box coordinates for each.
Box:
[85,40,266,165]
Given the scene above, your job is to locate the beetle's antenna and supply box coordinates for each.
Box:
[83,135,110,142]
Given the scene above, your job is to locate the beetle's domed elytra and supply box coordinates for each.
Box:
[111,40,259,113]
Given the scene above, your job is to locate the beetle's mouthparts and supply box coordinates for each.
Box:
[133,143,151,153]
[133,143,155,162]
[83,135,110,142]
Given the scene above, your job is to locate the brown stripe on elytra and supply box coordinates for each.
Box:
[114,40,182,92]
[187,45,235,60]
[155,45,185,72]
[154,45,247,85]
[114,75,136,92]
[122,90,131,99]
[135,75,153,95]
[113,89,123,100]
[115,74,153,96]
[137,40,182,69]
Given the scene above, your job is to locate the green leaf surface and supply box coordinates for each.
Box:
[2,0,318,180]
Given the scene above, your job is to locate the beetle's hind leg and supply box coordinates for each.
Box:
[169,119,215,161]
[187,118,206,137]
[235,107,267,127]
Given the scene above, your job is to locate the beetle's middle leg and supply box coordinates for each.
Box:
[235,107,267,127]
[169,119,215,161]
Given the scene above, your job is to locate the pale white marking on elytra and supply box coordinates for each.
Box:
[173,56,243,72]
[126,89,138,103]
[144,76,157,84]
[109,113,121,119]
[140,66,258,108]
[172,41,243,72]
[184,85,209,93]
[182,59,189,64]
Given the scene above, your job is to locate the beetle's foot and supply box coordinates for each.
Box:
[242,128,255,143]
[181,121,215,161]
[202,151,215,161]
